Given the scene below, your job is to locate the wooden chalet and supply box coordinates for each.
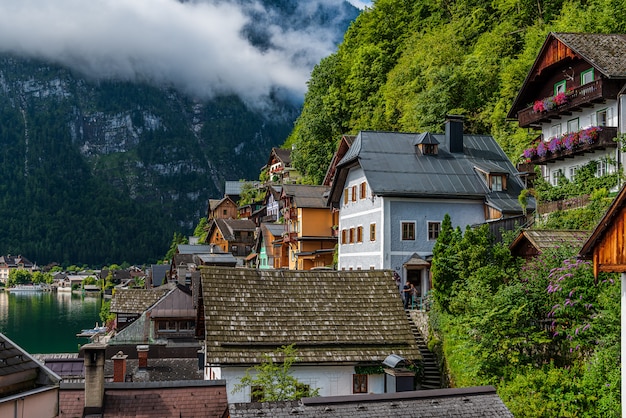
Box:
[508,32,626,187]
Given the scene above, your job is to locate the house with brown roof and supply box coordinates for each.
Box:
[0,333,60,418]
[281,184,337,270]
[199,267,421,403]
[109,284,173,331]
[266,147,300,184]
[323,134,356,187]
[206,218,256,264]
[229,386,513,418]
[510,229,591,260]
[255,223,286,269]
[508,32,626,187]
[109,284,199,358]
[208,196,238,221]
[579,183,626,417]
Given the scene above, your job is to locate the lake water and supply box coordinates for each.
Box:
[0,290,102,354]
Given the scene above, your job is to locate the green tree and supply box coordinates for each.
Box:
[430,214,461,312]
[164,232,188,262]
[8,269,32,286]
[233,344,320,402]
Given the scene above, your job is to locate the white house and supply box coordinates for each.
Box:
[508,32,626,186]
[326,117,530,301]
[198,266,421,403]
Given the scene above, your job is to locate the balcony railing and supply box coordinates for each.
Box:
[518,79,607,127]
[526,126,617,165]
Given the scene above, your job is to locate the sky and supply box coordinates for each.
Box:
[0,0,362,108]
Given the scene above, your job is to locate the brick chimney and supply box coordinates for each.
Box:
[112,351,128,383]
[82,342,107,415]
[137,345,149,369]
[445,115,464,153]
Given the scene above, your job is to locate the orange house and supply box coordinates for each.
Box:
[281,184,336,270]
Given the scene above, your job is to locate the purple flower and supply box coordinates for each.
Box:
[537,142,548,157]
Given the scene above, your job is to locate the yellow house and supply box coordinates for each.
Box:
[281,184,336,270]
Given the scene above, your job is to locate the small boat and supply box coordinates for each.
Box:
[76,323,107,338]
[8,284,44,292]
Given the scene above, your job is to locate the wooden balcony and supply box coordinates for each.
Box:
[518,79,616,128]
[528,126,617,165]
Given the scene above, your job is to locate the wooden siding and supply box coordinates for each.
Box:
[593,204,626,277]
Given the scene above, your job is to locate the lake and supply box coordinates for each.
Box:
[0,290,103,354]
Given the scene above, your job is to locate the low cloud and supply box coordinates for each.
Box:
[0,0,350,108]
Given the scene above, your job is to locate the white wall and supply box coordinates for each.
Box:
[220,365,382,403]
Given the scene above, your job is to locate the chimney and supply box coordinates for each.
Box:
[445,115,464,153]
[112,351,128,383]
[82,342,107,415]
[137,345,149,369]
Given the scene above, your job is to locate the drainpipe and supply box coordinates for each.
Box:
[617,85,626,189]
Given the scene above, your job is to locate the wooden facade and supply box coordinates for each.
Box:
[580,184,626,277]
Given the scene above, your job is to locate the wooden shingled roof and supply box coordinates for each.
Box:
[200,267,421,365]
[110,283,174,314]
[510,229,591,256]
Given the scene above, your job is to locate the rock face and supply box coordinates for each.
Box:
[0,1,359,266]
[0,56,297,265]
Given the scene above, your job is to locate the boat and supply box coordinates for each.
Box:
[8,284,44,292]
[76,323,107,338]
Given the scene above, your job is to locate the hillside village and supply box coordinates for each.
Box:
[1,31,626,417]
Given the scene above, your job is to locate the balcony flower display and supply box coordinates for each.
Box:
[532,91,569,113]
[522,126,602,160]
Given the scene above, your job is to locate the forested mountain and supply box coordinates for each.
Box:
[287,0,626,184]
[0,0,359,267]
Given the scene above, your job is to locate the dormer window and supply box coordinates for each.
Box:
[475,165,507,192]
[413,132,439,156]
[491,175,503,192]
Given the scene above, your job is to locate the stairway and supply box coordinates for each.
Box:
[405,310,442,389]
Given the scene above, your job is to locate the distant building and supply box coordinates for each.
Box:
[0,255,36,284]
[208,196,238,220]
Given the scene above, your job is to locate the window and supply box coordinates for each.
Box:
[341,229,347,245]
[597,160,607,177]
[581,68,594,85]
[370,223,376,241]
[554,80,566,95]
[401,222,415,240]
[353,374,368,393]
[222,209,227,215]
[551,169,563,186]
[428,222,441,241]
[551,124,562,139]
[351,185,357,202]
[349,228,355,244]
[359,182,367,199]
[567,118,579,133]
[569,165,579,180]
[356,226,363,243]
[343,188,348,205]
[490,175,503,192]
[597,109,608,127]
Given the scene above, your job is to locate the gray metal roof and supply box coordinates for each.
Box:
[332,131,527,214]
[282,184,330,208]
[177,244,216,255]
[229,386,513,418]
